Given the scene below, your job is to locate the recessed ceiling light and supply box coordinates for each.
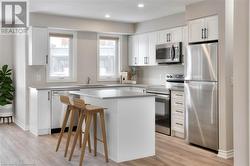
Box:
[138,3,144,8]
[105,14,110,18]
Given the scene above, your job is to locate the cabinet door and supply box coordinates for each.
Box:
[188,18,204,43]
[157,29,170,44]
[138,34,149,65]
[28,27,48,65]
[148,32,157,65]
[128,36,134,66]
[170,27,183,43]
[38,90,51,133]
[128,35,139,66]
[205,15,218,41]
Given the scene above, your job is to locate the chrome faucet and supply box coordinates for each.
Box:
[87,77,91,84]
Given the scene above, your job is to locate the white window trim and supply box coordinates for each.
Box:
[97,34,122,82]
[46,29,77,83]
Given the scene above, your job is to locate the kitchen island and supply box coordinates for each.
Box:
[70,88,155,163]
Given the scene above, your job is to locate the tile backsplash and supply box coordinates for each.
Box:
[136,65,184,85]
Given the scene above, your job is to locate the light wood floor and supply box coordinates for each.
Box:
[0,124,233,166]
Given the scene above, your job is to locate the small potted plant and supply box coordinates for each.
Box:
[0,65,15,123]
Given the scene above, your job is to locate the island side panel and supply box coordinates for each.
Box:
[82,96,119,162]
[117,96,155,162]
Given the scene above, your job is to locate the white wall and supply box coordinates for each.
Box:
[13,34,28,130]
[232,0,249,165]
[26,31,129,86]
[135,13,186,34]
[0,35,13,67]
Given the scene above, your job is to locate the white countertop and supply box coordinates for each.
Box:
[29,84,148,90]
[70,88,155,99]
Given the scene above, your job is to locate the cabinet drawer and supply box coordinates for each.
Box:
[172,91,184,101]
[172,118,184,133]
[173,110,184,119]
[173,100,184,109]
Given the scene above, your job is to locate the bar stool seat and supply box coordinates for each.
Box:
[68,98,109,166]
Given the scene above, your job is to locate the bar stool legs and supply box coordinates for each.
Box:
[79,112,93,166]
[93,113,97,156]
[78,109,108,166]
[64,109,76,157]
[56,106,71,152]
[69,110,85,161]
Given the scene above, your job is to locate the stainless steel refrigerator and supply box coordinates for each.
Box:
[184,42,219,151]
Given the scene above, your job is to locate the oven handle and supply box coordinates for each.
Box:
[147,93,170,101]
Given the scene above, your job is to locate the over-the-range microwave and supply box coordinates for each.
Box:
[156,42,182,64]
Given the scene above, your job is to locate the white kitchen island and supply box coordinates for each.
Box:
[70,88,155,163]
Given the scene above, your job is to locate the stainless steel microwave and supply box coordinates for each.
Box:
[156,42,182,64]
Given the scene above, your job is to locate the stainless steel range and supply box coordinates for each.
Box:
[146,74,184,135]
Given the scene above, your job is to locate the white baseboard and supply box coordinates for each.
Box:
[217,149,234,159]
[30,128,50,136]
[14,118,29,131]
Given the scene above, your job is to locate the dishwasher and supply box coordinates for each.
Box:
[51,90,80,133]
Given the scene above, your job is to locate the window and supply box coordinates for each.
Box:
[98,35,120,81]
[47,31,77,82]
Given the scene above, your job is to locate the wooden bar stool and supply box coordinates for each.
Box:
[68,98,109,166]
[55,96,87,157]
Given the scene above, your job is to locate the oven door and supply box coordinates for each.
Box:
[155,94,171,135]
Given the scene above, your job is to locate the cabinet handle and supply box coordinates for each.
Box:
[169,33,171,42]
[135,57,137,64]
[201,29,204,39]
[176,110,183,113]
[175,94,183,97]
[46,55,48,64]
[176,123,183,126]
[175,102,183,105]
[48,91,50,100]
[205,28,208,39]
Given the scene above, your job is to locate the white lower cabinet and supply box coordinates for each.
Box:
[171,90,185,138]
[29,88,51,136]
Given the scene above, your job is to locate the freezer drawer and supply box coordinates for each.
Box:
[185,81,218,150]
[185,42,218,81]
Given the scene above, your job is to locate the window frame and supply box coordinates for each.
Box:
[46,29,77,83]
[97,34,121,82]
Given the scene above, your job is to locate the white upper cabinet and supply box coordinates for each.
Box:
[128,26,185,66]
[188,15,218,43]
[157,29,170,44]
[148,32,157,65]
[170,27,183,43]
[28,27,48,65]
[188,18,205,43]
[205,16,219,41]
[157,27,183,44]
[128,35,139,66]
[128,32,157,66]
[138,34,149,65]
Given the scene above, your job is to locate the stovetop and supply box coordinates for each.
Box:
[146,74,184,95]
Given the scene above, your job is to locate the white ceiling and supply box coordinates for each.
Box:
[29,0,203,23]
